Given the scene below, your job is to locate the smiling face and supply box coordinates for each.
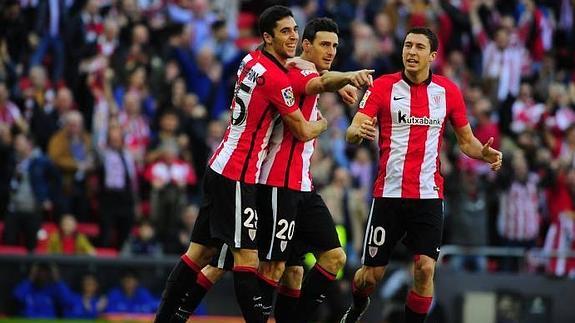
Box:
[303,31,338,71]
[264,16,299,61]
[402,32,436,75]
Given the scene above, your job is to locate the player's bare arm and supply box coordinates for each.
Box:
[454,124,503,171]
[346,112,377,144]
[282,108,328,141]
[304,69,374,94]
[338,85,358,105]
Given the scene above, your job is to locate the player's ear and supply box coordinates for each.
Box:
[302,39,312,53]
[429,51,437,63]
[263,32,273,45]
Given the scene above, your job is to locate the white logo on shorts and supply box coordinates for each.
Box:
[369,246,378,258]
[280,240,287,252]
[248,229,256,241]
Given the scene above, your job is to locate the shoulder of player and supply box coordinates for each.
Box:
[369,72,402,92]
[431,74,460,92]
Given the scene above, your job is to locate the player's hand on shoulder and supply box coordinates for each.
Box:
[349,69,375,88]
[481,137,503,171]
[286,57,317,72]
[338,85,358,105]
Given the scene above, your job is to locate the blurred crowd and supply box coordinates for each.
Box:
[1,0,575,318]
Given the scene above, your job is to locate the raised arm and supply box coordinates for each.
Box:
[453,124,503,171]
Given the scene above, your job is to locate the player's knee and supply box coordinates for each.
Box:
[318,247,346,273]
[357,266,385,288]
[232,248,259,268]
[185,243,217,266]
[202,266,226,283]
[413,256,436,283]
[282,266,304,289]
[259,261,286,282]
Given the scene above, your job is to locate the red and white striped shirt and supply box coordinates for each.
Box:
[259,67,319,191]
[497,173,541,241]
[544,212,575,277]
[209,50,299,184]
[358,72,468,199]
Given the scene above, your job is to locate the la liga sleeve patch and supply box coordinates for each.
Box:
[281,86,295,107]
[359,90,371,109]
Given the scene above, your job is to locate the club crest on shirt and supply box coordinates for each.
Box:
[281,87,295,107]
[300,69,314,76]
[359,90,371,109]
[280,240,287,252]
[249,229,256,241]
[369,246,378,257]
[432,95,442,106]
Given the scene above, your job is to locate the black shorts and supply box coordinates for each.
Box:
[210,243,234,270]
[190,168,259,250]
[361,198,443,267]
[258,187,341,262]
[210,189,341,269]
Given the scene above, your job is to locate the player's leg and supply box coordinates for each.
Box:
[171,244,233,321]
[341,198,405,323]
[256,186,301,319]
[402,199,443,323]
[295,192,345,320]
[274,264,304,323]
[155,210,216,323]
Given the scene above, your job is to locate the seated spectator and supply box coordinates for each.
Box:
[121,220,163,257]
[105,270,158,314]
[4,134,58,251]
[13,262,71,318]
[164,204,199,254]
[63,273,107,318]
[47,214,96,256]
[145,142,196,240]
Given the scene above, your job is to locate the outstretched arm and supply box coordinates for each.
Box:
[454,124,503,171]
[305,70,374,94]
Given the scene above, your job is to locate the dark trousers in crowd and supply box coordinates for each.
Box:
[3,211,41,251]
[99,191,134,249]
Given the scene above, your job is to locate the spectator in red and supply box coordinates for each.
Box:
[510,82,545,135]
[145,141,196,241]
[497,150,542,271]
[118,92,150,169]
[471,98,501,151]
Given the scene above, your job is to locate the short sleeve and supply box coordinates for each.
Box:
[447,83,469,129]
[267,75,300,116]
[288,68,319,96]
[358,86,384,118]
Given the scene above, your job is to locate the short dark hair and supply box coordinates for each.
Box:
[258,5,294,38]
[302,17,339,43]
[404,27,438,52]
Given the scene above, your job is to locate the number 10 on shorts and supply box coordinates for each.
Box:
[368,226,386,246]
